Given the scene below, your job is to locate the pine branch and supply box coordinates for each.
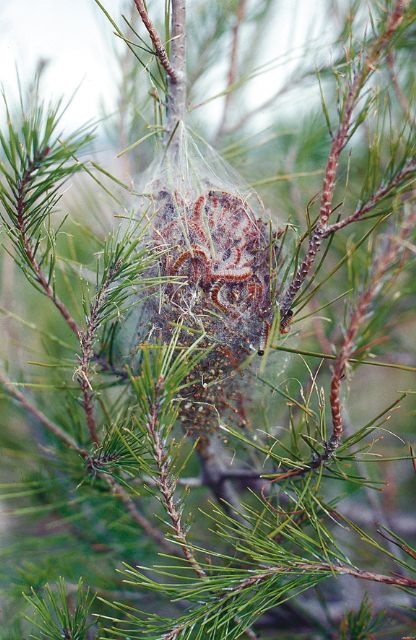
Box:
[76,260,122,446]
[325,158,416,235]
[133,0,178,82]
[9,143,80,338]
[108,516,416,640]
[0,369,87,455]
[265,205,416,482]
[0,89,94,338]
[279,0,410,327]
[150,419,257,638]
[76,220,162,446]
[145,375,206,578]
[127,343,257,636]
[327,204,416,454]
[0,369,178,555]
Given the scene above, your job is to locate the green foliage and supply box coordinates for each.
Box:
[85,216,166,328]
[24,578,95,640]
[339,595,384,640]
[0,1,415,639]
[87,423,147,479]
[0,77,94,293]
[101,481,412,639]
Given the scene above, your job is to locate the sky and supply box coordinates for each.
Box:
[0,1,331,134]
[0,0,124,126]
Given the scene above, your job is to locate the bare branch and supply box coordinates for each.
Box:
[239,562,416,591]
[133,0,178,82]
[216,0,247,139]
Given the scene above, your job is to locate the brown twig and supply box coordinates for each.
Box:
[215,0,247,140]
[387,48,415,126]
[146,375,206,577]
[0,369,178,554]
[14,145,108,447]
[325,158,416,235]
[327,204,416,454]
[279,0,409,328]
[76,260,122,446]
[233,562,416,591]
[15,149,80,338]
[103,475,178,555]
[0,369,87,454]
[133,0,178,82]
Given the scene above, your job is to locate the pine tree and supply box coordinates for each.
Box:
[0,1,415,638]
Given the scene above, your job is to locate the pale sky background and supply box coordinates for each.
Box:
[0,0,124,127]
[0,1,333,135]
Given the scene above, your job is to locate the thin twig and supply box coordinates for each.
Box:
[103,475,178,555]
[233,562,416,591]
[216,0,247,140]
[327,204,416,454]
[279,0,409,328]
[133,0,178,81]
[0,369,87,454]
[16,149,80,338]
[76,260,122,446]
[0,369,178,554]
[147,376,206,577]
[386,48,415,126]
[325,158,416,235]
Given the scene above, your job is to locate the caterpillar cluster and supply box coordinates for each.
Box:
[149,188,275,359]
